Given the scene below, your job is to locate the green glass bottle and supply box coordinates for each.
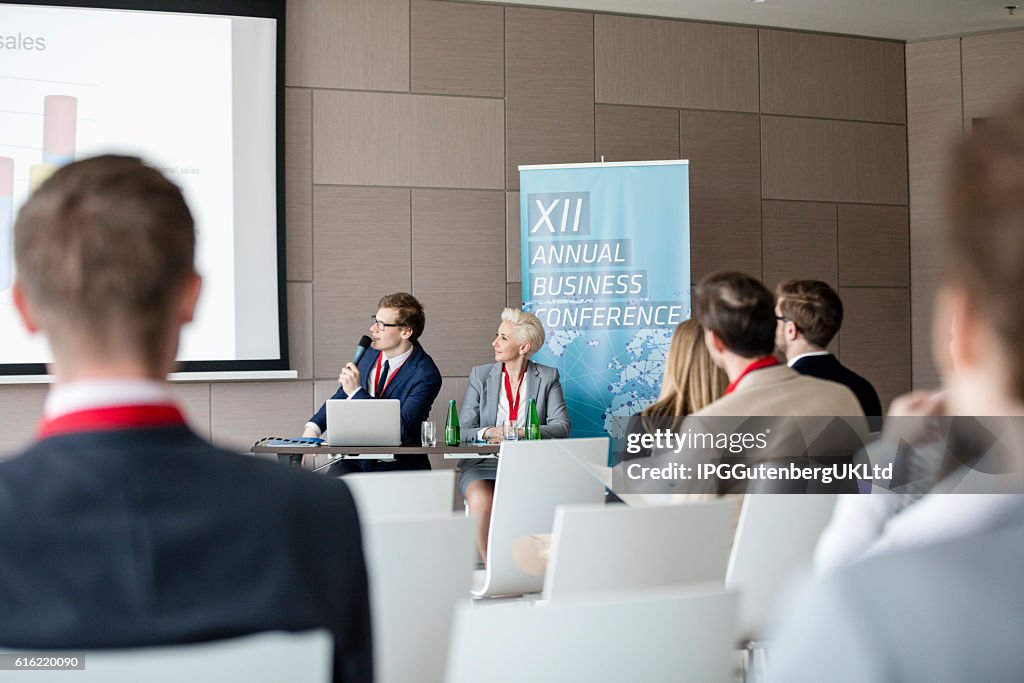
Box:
[445,399,461,447]
[525,398,541,441]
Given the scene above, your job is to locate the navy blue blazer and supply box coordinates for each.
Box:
[310,343,443,448]
[0,426,371,683]
[792,353,883,430]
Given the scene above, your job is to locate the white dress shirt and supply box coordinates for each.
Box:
[44,379,175,420]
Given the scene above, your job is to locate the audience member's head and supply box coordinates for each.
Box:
[643,318,727,420]
[499,307,546,358]
[774,279,843,359]
[695,271,776,369]
[939,92,1024,415]
[377,291,426,344]
[13,155,200,380]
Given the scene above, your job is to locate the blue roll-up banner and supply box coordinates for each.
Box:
[519,160,690,450]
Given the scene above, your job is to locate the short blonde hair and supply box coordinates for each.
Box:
[500,308,545,357]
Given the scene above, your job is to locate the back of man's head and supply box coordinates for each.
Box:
[947,93,1024,400]
[775,279,843,348]
[14,155,196,372]
[695,271,776,358]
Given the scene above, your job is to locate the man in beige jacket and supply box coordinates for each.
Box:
[615,272,868,498]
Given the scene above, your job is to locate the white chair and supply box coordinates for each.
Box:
[446,585,737,683]
[362,514,476,683]
[542,498,738,600]
[341,469,455,522]
[0,630,330,682]
[725,494,838,637]
[474,438,609,598]
[725,494,838,681]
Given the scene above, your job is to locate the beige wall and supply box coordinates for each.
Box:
[1,1,919,454]
[907,29,1024,390]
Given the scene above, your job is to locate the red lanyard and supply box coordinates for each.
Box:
[38,404,186,440]
[374,353,404,397]
[724,357,779,395]
[503,364,527,421]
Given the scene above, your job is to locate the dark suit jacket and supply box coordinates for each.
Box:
[0,427,371,683]
[792,354,883,428]
[310,344,442,469]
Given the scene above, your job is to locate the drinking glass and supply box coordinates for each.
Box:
[421,420,437,448]
[502,420,519,441]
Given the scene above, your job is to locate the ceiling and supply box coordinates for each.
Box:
[470,0,1023,41]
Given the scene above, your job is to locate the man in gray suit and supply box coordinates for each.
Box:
[768,92,1024,681]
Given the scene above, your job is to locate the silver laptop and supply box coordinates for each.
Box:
[324,399,402,447]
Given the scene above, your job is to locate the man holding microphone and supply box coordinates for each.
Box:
[303,292,443,473]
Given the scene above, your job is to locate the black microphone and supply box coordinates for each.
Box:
[353,335,372,364]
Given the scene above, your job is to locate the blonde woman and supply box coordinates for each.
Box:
[643,318,728,428]
[459,308,570,563]
[618,318,728,464]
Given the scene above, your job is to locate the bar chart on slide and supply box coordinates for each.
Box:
[1,90,87,292]
[0,3,243,365]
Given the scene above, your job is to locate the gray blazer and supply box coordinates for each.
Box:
[461,361,570,439]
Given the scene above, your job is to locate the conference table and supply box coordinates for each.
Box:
[251,438,500,471]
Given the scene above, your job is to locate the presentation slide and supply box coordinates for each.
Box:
[0,3,282,371]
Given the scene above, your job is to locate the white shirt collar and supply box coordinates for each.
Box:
[380,345,414,370]
[44,379,174,420]
[788,350,832,367]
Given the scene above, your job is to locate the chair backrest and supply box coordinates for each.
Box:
[475,438,609,598]
[342,469,455,521]
[362,514,476,683]
[542,498,738,600]
[725,493,838,638]
[446,585,737,683]
[0,630,330,683]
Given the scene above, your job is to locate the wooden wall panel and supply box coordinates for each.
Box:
[838,204,909,287]
[169,383,212,442]
[286,0,409,91]
[412,190,507,376]
[759,30,905,123]
[0,384,47,456]
[285,88,312,281]
[839,287,911,412]
[507,282,523,310]
[962,31,1024,125]
[210,382,314,451]
[680,111,762,281]
[505,7,594,190]
[313,91,504,189]
[761,116,908,205]
[595,15,758,112]
[595,105,680,163]
[506,191,521,284]
[761,201,837,290]
[287,282,314,380]
[313,187,411,379]
[412,0,504,97]
[906,39,963,390]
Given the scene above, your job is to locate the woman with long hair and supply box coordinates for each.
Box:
[642,318,728,430]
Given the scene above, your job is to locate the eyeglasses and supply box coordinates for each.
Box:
[776,315,801,332]
[370,316,403,331]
